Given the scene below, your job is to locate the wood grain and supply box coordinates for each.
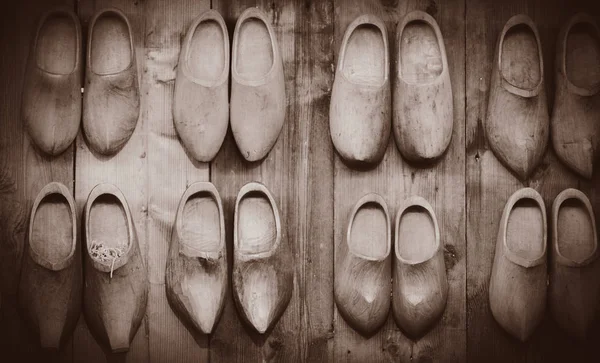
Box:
[293,1,335,361]
[466,0,600,361]
[333,0,465,362]
[74,0,148,362]
[143,0,211,361]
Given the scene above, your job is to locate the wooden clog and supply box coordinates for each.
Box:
[330,15,391,168]
[173,10,229,162]
[18,182,81,350]
[550,188,600,339]
[83,183,148,353]
[393,11,453,164]
[230,8,286,162]
[166,182,227,335]
[486,15,549,180]
[489,188,547,341]
[83,8,140,155]
[232,182,292,334]
[334,193,391,336]
[551,14,600,179]
[392,196,447,339]
[22,8,82,156]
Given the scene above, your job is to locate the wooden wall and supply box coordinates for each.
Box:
[0,0,598,362]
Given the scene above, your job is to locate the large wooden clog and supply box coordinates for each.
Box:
[551,14,600,179]
[166,182,227,335]
[22,8,82,156]
[173,10,229,162]
[334,193,391,336]
[230,8,286,162]
[83,183,148,353]
[549,188,600,339]
[232,182,292,334]
[489,188,547,341]
[486,15,549,180]
[83,8,140,155]
[330,15,391,168]
[393,11,453,164]
[18,182,81,350]
[392,196,447,339]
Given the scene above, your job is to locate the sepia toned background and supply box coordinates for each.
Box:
[1,0,599,361]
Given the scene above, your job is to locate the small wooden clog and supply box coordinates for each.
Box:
[393,11,453,164]
[83,8,140,155]
[551,14,600,179]
[173,10,229,162]
[230,8,286,162]
[22,8,82,156]
[232,182,292,333]
[334,193,391,336]
[392,196,448,339]
[166,182,227,335]
[83,183,148,353]
[18,182,81,350]
[550,188,600,339]
[330,15,391,168]
[486,15,549,180]
[489,188,547,341]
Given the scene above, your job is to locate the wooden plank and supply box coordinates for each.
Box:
[293,1,336,362]
[209,1,303,362]
[466,1,600,362]
[332,0,466,362]
[74,0,149,362]
[143,0,211,362]
[0,0,76,361]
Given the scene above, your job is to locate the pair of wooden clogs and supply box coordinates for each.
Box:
[489,188,600,341]
[22,7,140,156]
[173,8,286,162]
[166,182,292,335]
[335,194,448,339]
[330,11,453,168]
[486,13,600,180]
[18,183,147,354]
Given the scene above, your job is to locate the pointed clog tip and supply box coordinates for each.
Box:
[194,311,218,335]
[248,314,271,334]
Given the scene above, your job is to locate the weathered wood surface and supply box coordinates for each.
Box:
[2,0,600,362]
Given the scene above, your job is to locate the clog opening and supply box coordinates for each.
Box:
[501,24,541,90]
[91,12,132,75]
[349,201,388,259]
[37,14,77,75]
[188,19,225,83]
[557,198,595,262]
[181,191,221,252]
[399,20,442,84]
[237,191,276,254]
[88,194,129,263]
[342,24,385,86]
[506,198,544,260]
[566,23,600,90]
[31,193,73,263]
[235,18,273,80]
[396,205,436,263]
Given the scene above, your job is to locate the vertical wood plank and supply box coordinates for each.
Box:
[0,0,75,361]
[143,0,210,362]
[294,1,336,362]
[74,0,149,362]
[333,0,466,362]
[466,1,600,362]
[209,1,303,362]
